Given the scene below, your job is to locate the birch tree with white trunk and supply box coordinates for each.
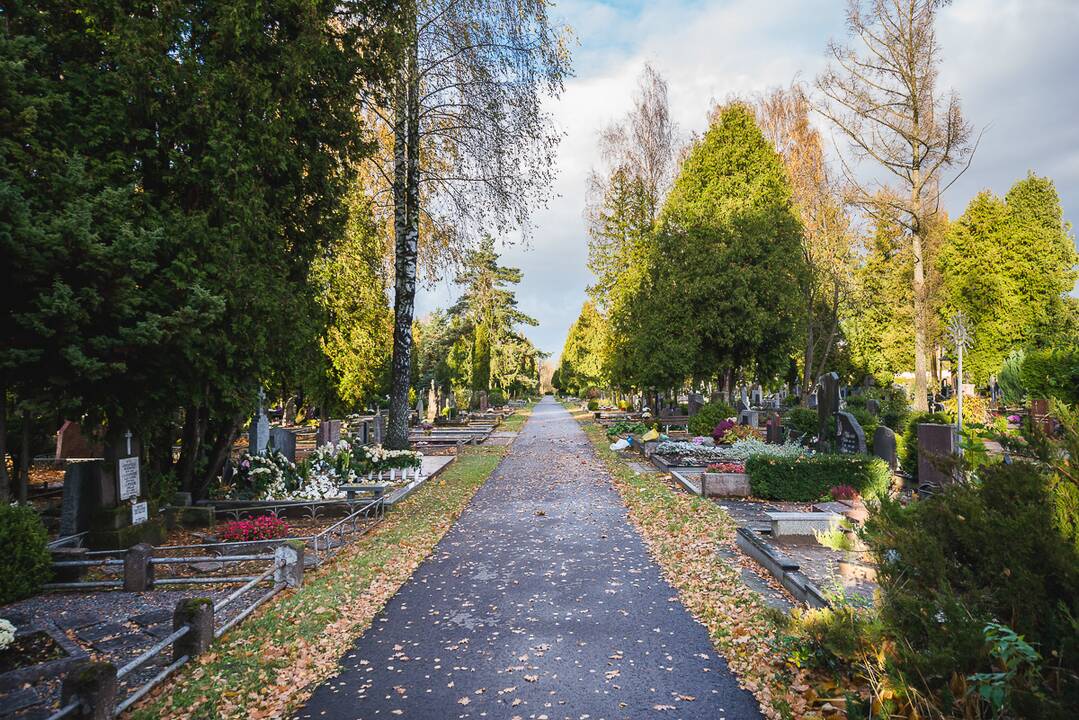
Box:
[374,0,570,448]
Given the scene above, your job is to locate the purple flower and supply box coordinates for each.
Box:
[1007,414,1020,423]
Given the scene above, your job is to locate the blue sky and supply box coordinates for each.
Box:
[415,0,1079,359]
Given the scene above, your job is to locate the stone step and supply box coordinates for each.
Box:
[766,511,842,539]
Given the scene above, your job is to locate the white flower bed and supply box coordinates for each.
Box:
[0,619,16,652]
[655,438,808,465]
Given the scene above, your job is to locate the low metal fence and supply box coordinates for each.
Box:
[46,553,293,720]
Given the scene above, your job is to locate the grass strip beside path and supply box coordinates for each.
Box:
[498,400,535,432]
[130,445,507,720]
[567,405,819,720]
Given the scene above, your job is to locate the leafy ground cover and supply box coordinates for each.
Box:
[566,404,824,720]
[130,445,507,720]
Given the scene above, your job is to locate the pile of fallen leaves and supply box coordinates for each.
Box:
[128,446,506,719]
[571,408,825,720]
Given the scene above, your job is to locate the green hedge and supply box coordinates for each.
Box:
[0,504,52,604]
[746,453,891,502]
[687,401,735,436]
[1021,347,1079,406]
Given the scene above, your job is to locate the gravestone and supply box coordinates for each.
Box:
[416,393,425,418]
[687,393,705,416]
[282,397,298,425]
[872,426,897,473]
[426,381,439,423]
[248,395,270,457]
[478,391,489,412]
[317,420,341,448]
[269,428,297,463]
[1030,398,1053,435]
[807,391,818,409]
[60,461,105,536]
[816,372,840,452]
[55,421,104,461]
[836,411,867,454]
[751,384,763,407]
[87,430,165,549]
[373,409,384,445]
[739,409,759,427]
[917,423,957,486]
[738,386,750,413]
[765,413,783,444]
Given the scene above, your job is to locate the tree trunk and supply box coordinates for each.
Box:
[386,10,420,450]
[193,415,241,501]
[176,405,203,493]
[0,380,8,503]
[911,172,929,412]
[19,409,30,503]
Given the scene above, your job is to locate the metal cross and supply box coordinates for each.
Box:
[124,429,133,456]
[947,311,973,433]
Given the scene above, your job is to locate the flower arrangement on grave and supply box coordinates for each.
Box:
[829,484,860,501]
[0,619,15,652]
[351,444,423,474]
[229,449,301,500]
[711,419,737,443]
[705,462,745,474]
[691,436,709,445]
[217,516,293,542]
[716,423,760,444]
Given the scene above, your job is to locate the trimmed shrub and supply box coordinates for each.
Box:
[784,406,818,436]
[899,412,949,479]
[745,453,890,502]
[488,389,507,407]
[586,399,599,411]
[864,462,1079,717]
[1020,347,1079,406]
[847,406,878,439]
[0,504,52,603]
[688,401,735,437]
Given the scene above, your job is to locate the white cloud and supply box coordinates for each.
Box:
[417,0,1079,357]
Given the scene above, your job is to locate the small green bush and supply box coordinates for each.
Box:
[746,453,891,502]
[998,349,1026,406]
[865,462,1079,717]
[488,389,506,407]
[899,411,949,479]
[0,504,52,603]
[789,603,882,671]
[847,406,878,439]
[784,406,818,436]
[586,399,599,411]
[688,401,735,437]
[1021,347,1079,406]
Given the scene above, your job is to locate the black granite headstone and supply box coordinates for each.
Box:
[59,461,104,536]
[817,372,840,452]
[269,427,297,463]
[917,423,957,486]
[872,426,897,472]
[836,411,867,454]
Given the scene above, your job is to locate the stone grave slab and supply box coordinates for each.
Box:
[767,511,841,539]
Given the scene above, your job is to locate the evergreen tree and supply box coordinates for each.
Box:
[650,103,806,386]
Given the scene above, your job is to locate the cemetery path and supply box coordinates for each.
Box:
[293,397,762,720]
